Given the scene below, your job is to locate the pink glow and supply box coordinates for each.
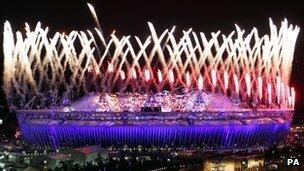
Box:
[107,63,114,73]
[233,74,239,95]
[245,74,251,96]
[281,82,285,107]
[186,71,191,88]
[291,87,295,108]
[211,69,217,87]
[120,70,126,80]
[268,84,272,105]
[258,76,262,101]
[198,75,204,91]
[157,69,163,83]
[287,86,290,99]
[144,69,151,81]
[276,76,281,104]
[287,86,291,107]
[131,68,137,79]
[169,70,174,83]
[224,71,229,90]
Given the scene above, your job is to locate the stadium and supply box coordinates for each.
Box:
[2,14,299,150]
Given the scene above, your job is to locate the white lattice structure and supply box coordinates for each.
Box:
[2,19,299,109]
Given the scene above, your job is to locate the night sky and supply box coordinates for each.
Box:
[1,0,304,123]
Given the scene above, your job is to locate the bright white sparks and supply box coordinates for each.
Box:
[2,18,299,109]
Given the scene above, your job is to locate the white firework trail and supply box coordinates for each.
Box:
[2,18,299,109]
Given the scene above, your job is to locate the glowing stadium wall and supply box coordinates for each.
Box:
[19,120,290,150]
[17,110,292,150]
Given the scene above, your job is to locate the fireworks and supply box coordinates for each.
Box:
[2,18,299,109]
[4,4,298,151]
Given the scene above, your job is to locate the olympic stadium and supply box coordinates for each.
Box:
[2,17,299,150]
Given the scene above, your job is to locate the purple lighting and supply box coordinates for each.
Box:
[19,118,290,150]
[17,109,293,150]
